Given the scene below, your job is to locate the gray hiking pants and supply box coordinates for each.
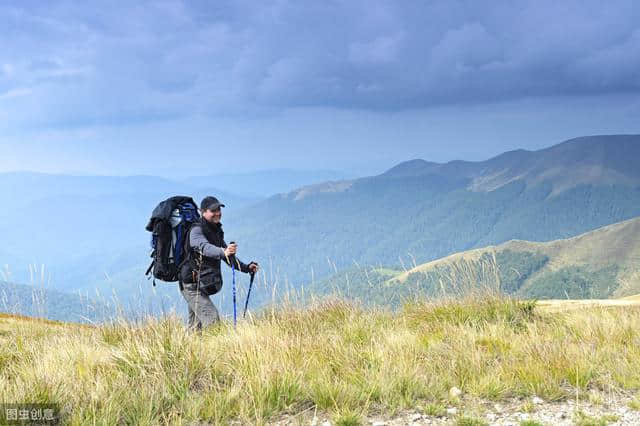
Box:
[179,282,220,330]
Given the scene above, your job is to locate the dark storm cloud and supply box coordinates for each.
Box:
[1,0,639,126]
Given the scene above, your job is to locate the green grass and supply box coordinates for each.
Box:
[574,410,620,426]
[334,409,363,426]
[1,295,640,424]
[423,403,446,416]
[520,420,543,426]
[455,415,488,426]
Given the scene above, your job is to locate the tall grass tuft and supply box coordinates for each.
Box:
[1,294,639,424]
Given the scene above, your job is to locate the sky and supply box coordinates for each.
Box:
[1,0,639,177]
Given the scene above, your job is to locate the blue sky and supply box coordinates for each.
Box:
[1,0,639,176]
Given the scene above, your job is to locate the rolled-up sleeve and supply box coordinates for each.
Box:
[190,225,225,259]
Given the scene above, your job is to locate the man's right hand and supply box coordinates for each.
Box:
[224,243,237,258]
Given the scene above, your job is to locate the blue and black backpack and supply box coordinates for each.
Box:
[145,196,200,284]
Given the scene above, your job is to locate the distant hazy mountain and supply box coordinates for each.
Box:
[184,169,355,197]
[3,136,640,311]
[307,216,640,306]
[381,134,640,194]
[0,172,257,211]
[0,172,258,289]
[0,281,112,323]
[228,135,640,285]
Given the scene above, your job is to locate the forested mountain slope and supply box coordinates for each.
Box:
[229,135,640,284]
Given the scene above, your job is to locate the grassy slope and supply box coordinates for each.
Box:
[2,296,640,425]
[390,216,640,298]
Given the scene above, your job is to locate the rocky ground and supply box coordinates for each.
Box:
[272,390,640,425]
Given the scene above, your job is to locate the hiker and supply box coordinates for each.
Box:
[178,196,259,330]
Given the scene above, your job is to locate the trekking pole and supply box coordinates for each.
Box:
[243,269,256,318]
[230,242,237,328]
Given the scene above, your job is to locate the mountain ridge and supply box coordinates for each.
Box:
[306,215,640,305]
[229,135,640,286]
[388,215,640,299]
[2,134,640,306]
[286,134,640,200]
[392,215,640,280]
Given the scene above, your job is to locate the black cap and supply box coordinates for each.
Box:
[201,196,225,211]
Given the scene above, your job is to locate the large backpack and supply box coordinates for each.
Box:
[145,196,200,284]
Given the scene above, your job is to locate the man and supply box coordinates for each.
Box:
[179,196,258,329]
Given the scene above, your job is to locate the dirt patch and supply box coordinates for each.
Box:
[537,298,640,312]
[271,391,640,425]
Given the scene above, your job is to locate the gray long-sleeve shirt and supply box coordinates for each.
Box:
[189,224,249,272]
[189,224,226,259]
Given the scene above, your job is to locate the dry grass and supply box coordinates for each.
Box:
[1,295,640,425]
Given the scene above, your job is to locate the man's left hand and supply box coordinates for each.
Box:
[248,262,259,274]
